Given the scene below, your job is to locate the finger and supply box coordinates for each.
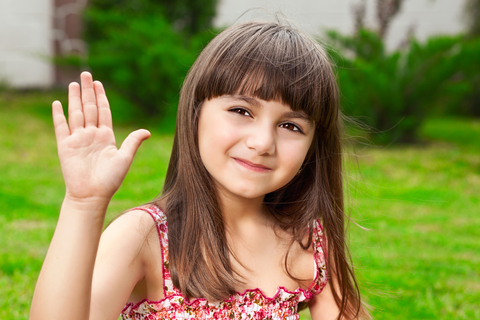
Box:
[118,129,151,164]
[80,72,98,127]
[52,100,70,141]
[67,82,84,132]
[94,81,113,129]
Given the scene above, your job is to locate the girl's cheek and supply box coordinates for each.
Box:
[280,141,310,171]
[217,119,245,143]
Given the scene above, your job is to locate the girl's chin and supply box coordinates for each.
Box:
[214,184,269,201]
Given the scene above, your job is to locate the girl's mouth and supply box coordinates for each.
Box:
[233,158,272,172]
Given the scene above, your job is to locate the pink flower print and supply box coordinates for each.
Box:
[159,223,166,233]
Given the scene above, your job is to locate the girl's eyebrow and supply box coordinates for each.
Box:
[222,95,262,108]
[283,111,314,128]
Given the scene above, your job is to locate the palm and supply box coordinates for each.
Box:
[58,125,124,199]
[53,72,150,201]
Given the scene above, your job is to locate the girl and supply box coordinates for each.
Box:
[30,20,368,320]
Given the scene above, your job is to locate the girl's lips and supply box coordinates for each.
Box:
[233,158,272,172]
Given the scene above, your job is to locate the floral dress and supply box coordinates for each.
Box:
[121,204,328,320]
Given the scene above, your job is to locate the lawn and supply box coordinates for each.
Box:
[0,90,479,319]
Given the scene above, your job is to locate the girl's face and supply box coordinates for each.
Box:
[197,95,315,201]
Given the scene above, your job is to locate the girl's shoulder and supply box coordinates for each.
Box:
[106,204,166,239]
[100,206,164,270]
[109,203,168,251]
[100,204,167,273]
[124,203,168,240]
[131,203,167,224]
[107,206,162,238]
[286,217,327,291]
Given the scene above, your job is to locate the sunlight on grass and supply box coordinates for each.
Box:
[0,91,479,319]
[346,144,480,319]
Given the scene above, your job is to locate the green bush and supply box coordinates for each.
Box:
[450,36,480,117]
[81,1,218,119]
[326,29,480,143]
[86,0,218,37]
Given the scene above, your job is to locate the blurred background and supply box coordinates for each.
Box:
[0,0,479,319]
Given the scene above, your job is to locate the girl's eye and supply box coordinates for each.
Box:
[280,122,303,133]
[229,108,252,117]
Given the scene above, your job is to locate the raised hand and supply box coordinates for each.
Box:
[52,72,150,204]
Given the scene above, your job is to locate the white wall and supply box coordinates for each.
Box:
[0,0,468,88]
[0,0,54,88]
[214,0,468,50]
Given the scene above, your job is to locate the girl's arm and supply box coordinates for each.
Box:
[29,72,150,320]
[308,281,341,320]
[89,209,160,320]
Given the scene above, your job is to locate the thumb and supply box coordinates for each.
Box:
[119,129,151,163]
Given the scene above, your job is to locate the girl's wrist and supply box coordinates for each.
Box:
[62,193,111,217]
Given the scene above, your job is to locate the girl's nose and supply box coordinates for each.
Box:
[245,125,276,156]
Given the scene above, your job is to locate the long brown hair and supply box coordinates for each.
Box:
[157,20,368,319]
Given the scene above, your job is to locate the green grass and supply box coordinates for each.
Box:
[1,90,479,319]
[346,145,480,319]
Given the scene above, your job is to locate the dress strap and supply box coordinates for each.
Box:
[309,218,328,295]
[133,204,178,297]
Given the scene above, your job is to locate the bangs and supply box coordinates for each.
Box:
[194,21,338,126]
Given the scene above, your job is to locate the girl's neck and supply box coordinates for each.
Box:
[216,187,270,232]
